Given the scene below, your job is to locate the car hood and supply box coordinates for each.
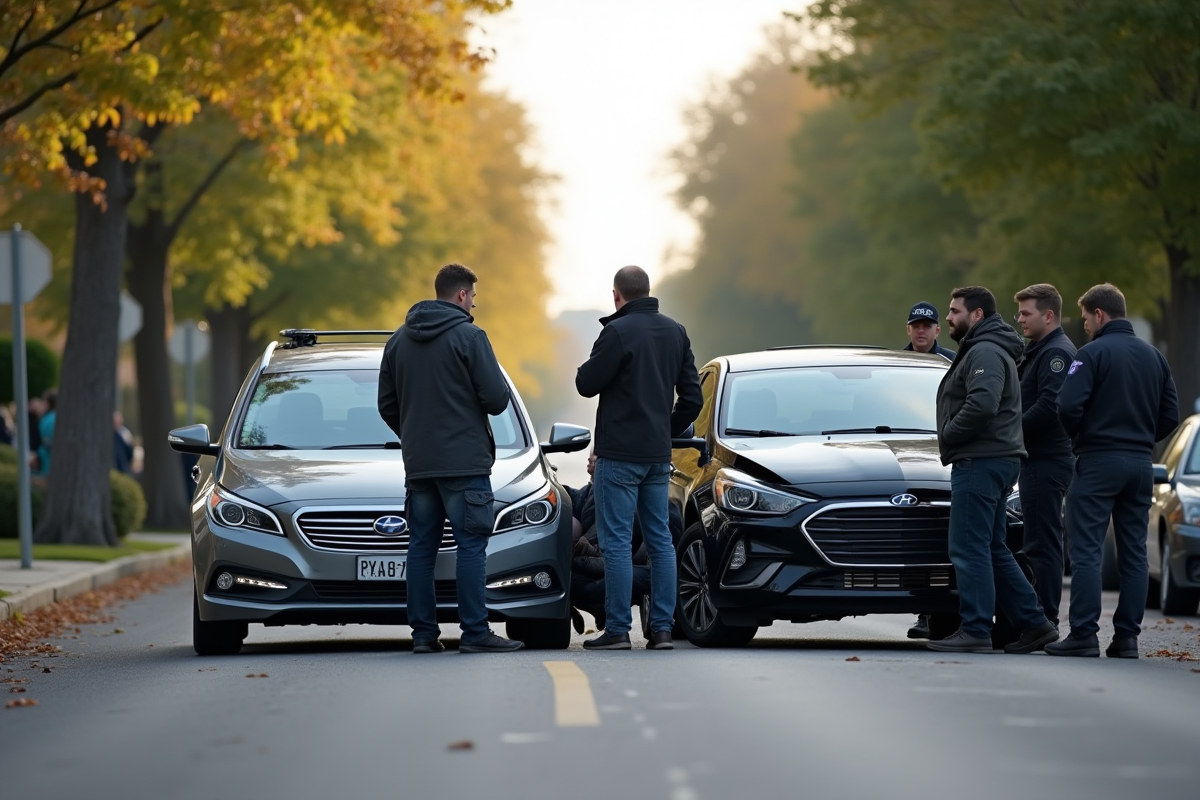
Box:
[216,447,545,508]
[726,435,949,489]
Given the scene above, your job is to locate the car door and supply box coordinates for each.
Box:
[1150,421,1194,576]
[670,366,719,529]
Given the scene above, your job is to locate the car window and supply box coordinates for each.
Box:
[719,366,943,436]
[237,369,524,450]
[1161,422,1193,474]
[1183,425,1200,475]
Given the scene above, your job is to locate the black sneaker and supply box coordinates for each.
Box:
[1004,620,1059,654]
[459,632,524,653]
[1045,632,1100,657]
[646,631,674,650]
[907,615,931,640]
[412,638,444,654]
[1106,636,1138,659]
[583,631,632,650]
[926,629,993,653]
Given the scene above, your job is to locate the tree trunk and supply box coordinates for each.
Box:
[206,302,256,431]
[36,128,132,546]
[1165,245,1200,415]
[127,160,189,530]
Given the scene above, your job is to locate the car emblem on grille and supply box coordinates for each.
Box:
[373,515,408,536]
[890,493,919,507]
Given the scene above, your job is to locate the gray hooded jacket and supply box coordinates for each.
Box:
[378,300,511,480]
[936,313,1027,466]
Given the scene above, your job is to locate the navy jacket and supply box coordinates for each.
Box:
[904,341,956,361]
[1056,320,1179,458]
[576,297,702,463]
[378,300,511,479]
[1018,327,1077,459]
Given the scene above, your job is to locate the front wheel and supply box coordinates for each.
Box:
[676,525,757,648]
[1160,539,1200,616]
[506,616,571,649]
[193,591,248,656]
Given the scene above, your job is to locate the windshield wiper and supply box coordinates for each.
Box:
[724,428,797,437]
[821,426,937,436]
[238,444,296,450]
[323,442,402,450]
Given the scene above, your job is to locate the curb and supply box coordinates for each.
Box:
[0,543,191,621]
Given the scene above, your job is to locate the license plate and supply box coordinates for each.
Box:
[356,556,407,581]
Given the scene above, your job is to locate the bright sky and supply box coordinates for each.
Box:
[474,1,795,314]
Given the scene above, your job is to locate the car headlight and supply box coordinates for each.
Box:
[1005,489,1022,519]
[207,486,284,535]
[714,468,813,516]
[1182,499,1200,527]
[494,484,559,534]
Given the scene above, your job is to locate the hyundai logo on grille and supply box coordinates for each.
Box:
[373,515,408,536]
[890,493,919,507]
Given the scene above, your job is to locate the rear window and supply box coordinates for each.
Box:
[237,369,524,450]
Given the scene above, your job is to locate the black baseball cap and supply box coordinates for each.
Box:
[907,302,939,325]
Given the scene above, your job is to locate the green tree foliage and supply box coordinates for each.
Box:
[0,336,59,403]
[803,0,1200,404]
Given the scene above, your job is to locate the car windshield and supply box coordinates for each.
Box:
[720,365,943,437]
[237,369,525,451]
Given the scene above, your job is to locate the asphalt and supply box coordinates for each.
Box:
[2,573,1197,800]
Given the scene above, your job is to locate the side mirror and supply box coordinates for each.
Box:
[540,423,591,454]
[1152,463,1169,485]
[168,424,221,457]
[672,435,710,467]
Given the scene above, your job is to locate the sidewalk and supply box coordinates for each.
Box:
[0,533,190,620]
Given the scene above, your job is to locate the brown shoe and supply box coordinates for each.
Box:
[647,631,674,650]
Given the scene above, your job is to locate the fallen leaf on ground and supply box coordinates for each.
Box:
[1191,669,1200,674]
[6,698,38,708]
[41,667,52,673]
[10,686,27,693]
[447,740,475,751]
[1183,623,1194,631]
[1147,649,1198,662]
[245,673,268,678]
[934,660,970,665]
[845,656,861,662]
[113,628,124,634]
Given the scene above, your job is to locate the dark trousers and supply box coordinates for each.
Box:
[949,457,1047,639]
[1065,454,1152,639]
[1018,455,1073,626]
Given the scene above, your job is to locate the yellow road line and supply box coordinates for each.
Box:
[543,660,600,727]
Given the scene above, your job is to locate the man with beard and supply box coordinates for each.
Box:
[930,286,1058,654]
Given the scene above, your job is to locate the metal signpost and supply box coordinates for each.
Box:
[168,319,211,424]
[1,224,53,569]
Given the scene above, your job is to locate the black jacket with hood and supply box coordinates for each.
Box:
[378,300,511,480]
[575,297,702,463]
[936,313,1028,466]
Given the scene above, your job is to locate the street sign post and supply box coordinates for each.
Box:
[168,319,211,424]
[1,225,52,569]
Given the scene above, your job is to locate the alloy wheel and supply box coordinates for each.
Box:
[679,539,718,633]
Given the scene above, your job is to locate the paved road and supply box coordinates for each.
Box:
[3,578,1198,800]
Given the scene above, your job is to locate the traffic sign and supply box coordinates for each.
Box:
[0,230,51,304]
[118,292,142,343]
[169,319,211,364]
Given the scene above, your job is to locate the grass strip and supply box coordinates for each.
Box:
[0,540,177,563]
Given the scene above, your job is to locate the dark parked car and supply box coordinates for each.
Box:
[1147,413,1200,615]
[667,345,1024,647]
[168,329,590,655]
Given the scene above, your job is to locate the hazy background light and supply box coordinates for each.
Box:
[475,0,796,314]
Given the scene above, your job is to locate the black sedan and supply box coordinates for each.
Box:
[667,345,1022,647]
[1148,413,1200,615]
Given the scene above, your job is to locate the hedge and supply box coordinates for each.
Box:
[0,336,60,405]
[0,465,147,540]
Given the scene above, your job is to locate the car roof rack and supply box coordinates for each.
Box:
[278,329,395,349]
[765,344,887,351]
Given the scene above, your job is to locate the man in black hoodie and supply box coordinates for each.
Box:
[378,263,523,654]
[1047,283,1179,658]
[931,286,1058,655]
[575,266,702,650]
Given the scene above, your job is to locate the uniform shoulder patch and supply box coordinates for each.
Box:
[1067,360,1083,375]
[1050,356,1066,373]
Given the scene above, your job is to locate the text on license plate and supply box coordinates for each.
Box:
[357,556,407,581]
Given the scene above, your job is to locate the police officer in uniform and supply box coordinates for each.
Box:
[1047,284,1179,658]
[903,301,955,640]
[1013,284,1077,628]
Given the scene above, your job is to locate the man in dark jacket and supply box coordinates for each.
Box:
[1013,283,1077,628]
[931,286,1057,654]
[378,263,523,654]
[1047,283,1179,658]
[575,265,702,650]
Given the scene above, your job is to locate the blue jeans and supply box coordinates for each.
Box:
[405,475,493,643]
[1065,454,1152,639]
[949,458,1047,639]
[593,459,675,636]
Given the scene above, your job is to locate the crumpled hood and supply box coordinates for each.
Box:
[961,313,1024,360]
[403,300,471,343]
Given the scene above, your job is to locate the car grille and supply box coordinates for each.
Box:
[802,504,951,567]
[800,568,953,589]
[310,579,459,603]
[295,509,457,553]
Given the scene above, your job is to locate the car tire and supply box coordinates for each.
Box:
[1100,524,1119,591]
[927,613,960,641]
[1159,538,1200,616]
[506,616,571,649]
[193,590,247,656]
[676,524,757,648]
